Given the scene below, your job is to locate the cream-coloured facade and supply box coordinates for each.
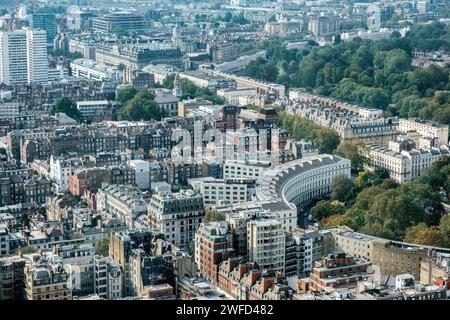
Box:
[96,184,148,228]
[366,143,449,183]
[247,219,285,275]
[70,58,120,82]
[24,258,72,300]
[328,227,450,281]
[223,160,271,180]
[189,177,255,207]
[399,118,449,145]
[216,87,258,106]
[256,155,351,208]
[148,189,204,249]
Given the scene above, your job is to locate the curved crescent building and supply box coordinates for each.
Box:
[256,155,351,209]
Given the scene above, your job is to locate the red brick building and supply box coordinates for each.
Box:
[194,221,235,283]
[309,252,372,293]
[217,257,245,296]
[69,166,135,196]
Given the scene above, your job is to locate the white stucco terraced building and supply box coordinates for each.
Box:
[96,184,148,229]
[247,219,285,274]
[223,160,271,180]
[70,58,120,82]
[189,177,255,207]
[256,155,351,208]
[399,118,449,145]
[366,143,450,183]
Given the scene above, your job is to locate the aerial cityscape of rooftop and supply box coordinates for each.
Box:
[0,0,449,307]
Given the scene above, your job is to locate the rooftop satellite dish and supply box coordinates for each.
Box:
[441,259,448,268]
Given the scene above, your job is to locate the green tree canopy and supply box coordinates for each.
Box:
[352,186,384,211]
[321,213,357,230]
[334,139,368,173]
[243,23,450,123]
[231,11,248,25]
[14,246,37,255]
[96,237,110,257]
[51,97,81,122]
[331,173,355,202]
[187,240,195,256]
[203,208,225,223]
[161,77,224,104]
[279,112,340,153]
[439,215,450,247]
[404,223,446,247]
[117,91,166,121]
[311,200,345,221]
[362,188,426,240]
[116,86,138,104]
[223,12,233,22]
[51,49,83,60]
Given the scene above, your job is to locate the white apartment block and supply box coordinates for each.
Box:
[238,95,266,108]
[24,257,72,300]
[148,189,204,249]
[220,200,297,237]
[199,68,286,98]
[189,177,255,207]
[256,155,351,209]
[308,17,341,36]
[418,137,438,150]
[216,87,258,106]
[49,156,72,194]
[0,28,48,85]
[288,90,383,118]
[292,231,314,276]
[405,148,449,180]
[0,30,28,85]
[70,58,121,82]
[264,21,288,36]
[247,219,285,275]
[366,143,450,183]
[128,160,150,190]
[56,244,97,297]
[214,50,266,73]
[417,0,430,14]
[94,255,123,299]
[77,100,110,119]
[358,108,384,119]
[96,184,148,228]
[142,64,178,84]
[367,145,410,183]
[340,28,410,42]
[399,118,449,145]
[48,65,68,82]
[223,160,271,180]
[68,38,96,59]
[223,207,267,256]
[26,28,48,84]
[285,231,314,277]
